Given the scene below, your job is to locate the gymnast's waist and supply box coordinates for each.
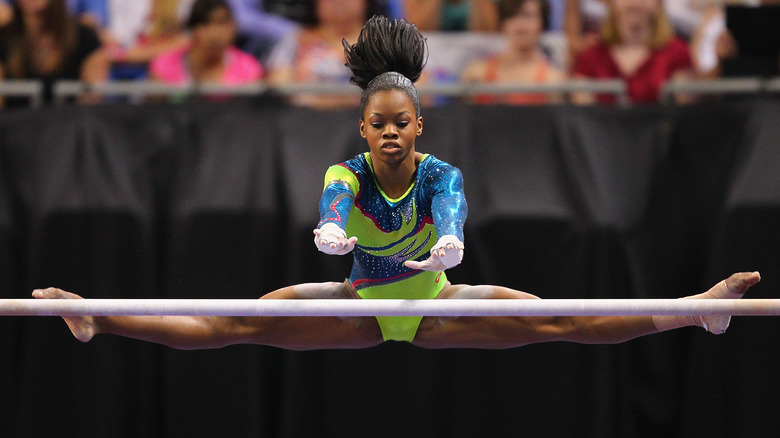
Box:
[351,270,447,300]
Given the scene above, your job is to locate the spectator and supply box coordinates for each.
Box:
[564,0,607,63]
[664,0,712,40]
[266,0,383,108]
[0,1,11,25]
[68,0,108,30]
[226,0,298,63]
[546,0,566,31]
[401,0,500,31]
[572,0,693,104]
[691,1,780,79]
[461,0,566,104]
[0,0,109,107]
[689,2,728,79]
[104,0,193,80]
[0,0,107,27]
[149,0,263,88]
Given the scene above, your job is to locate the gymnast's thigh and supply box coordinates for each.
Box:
[248,281,383,349]
[411,284,557,349]
[260,280,360,299]
[434,283,542,300]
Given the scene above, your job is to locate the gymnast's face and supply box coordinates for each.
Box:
[360,89,423,166]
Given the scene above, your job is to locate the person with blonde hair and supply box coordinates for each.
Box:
[572,0,693,104]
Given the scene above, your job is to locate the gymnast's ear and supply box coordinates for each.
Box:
[359,119,367,138]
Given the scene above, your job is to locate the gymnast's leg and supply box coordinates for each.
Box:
[32,282,383,350]
[412,272,761,349]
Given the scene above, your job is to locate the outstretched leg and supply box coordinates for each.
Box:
[32,282,383,350]
[412,272,761,349]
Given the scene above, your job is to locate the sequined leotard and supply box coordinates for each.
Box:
[318,152,467,342]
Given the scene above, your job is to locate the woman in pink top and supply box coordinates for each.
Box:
[150,0,263,86]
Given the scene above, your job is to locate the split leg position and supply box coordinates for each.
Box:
[32,272,761,350]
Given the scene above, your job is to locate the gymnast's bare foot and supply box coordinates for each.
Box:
[32,287,98,342]
[652,271,761,335]
[723,271,762,295]
[692,271,761,334]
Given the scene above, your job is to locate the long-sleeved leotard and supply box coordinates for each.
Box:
[318,152,467,341]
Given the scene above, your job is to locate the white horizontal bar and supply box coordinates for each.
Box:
[1,299,780,317]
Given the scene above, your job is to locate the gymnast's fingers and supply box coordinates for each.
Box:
[405,254,444,271]
[404,259,427,270]
[332,236,358,255]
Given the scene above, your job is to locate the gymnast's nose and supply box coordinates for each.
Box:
[382,124,398,139]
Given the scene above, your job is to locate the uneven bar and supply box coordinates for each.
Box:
[2,298,780,317]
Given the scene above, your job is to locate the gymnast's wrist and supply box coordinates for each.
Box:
[433,235,464,250]
[317,222,346,236]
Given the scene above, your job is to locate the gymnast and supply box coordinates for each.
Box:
[33,16,760,350]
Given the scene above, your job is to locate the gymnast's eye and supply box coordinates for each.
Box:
[370,122,384,129]
[396,121,409,128]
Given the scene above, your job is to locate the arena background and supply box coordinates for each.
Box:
[1,97,779,437]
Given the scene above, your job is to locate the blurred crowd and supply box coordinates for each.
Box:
[0,0,779,108]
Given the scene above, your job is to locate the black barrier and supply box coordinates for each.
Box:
[0,98,779,437]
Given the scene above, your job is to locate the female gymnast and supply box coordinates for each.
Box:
[33,15,760,350]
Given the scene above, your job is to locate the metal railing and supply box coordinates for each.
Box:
[2,77,779,108]
[764,77,780,93]
[419,79,628,103]
[0,80,44,107]
[52,81,274,104]
[49,79,629,104]
[660,77,780,104]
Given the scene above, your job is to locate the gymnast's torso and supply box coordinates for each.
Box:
[318,153,467,340]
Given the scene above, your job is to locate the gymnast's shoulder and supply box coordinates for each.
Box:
[418,154,464,185]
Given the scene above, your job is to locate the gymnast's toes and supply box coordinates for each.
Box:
[32,287,81,300]
[725,272,761,296]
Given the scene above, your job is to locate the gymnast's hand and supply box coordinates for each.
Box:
[404,235,464,271]
[313,223,358,255]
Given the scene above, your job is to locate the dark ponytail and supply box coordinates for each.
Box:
[342,15,427,117]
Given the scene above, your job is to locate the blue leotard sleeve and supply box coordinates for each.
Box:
[430,165,467,242]
[317,165,358,231]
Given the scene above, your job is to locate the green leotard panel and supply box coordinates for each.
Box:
[320,154,465,342]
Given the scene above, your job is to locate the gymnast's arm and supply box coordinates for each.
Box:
[405,164,467,271]
[313,166,359,255]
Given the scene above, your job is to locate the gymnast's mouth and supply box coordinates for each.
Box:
[381,142,401,151]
